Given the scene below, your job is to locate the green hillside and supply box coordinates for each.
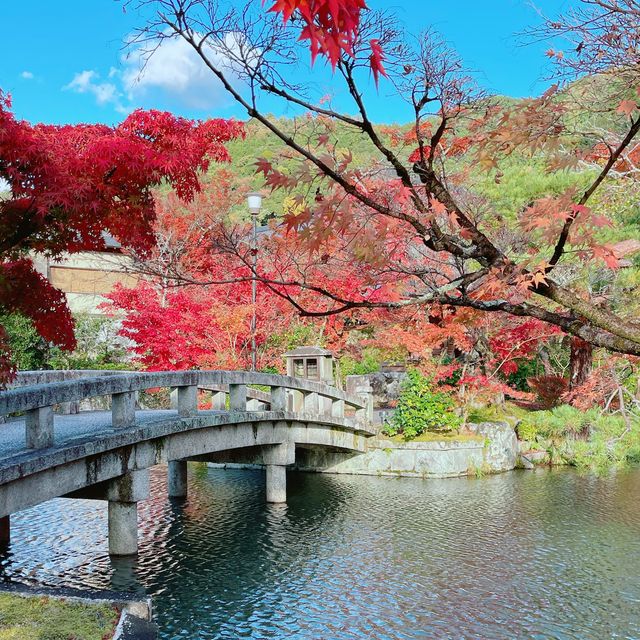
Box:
[219,78,639,234]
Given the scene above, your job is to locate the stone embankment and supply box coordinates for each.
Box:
[294,421,518,478]
[210,422,520,478]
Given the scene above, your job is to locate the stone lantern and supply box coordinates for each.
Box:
[283,346,334,412]
[284,346,334,383]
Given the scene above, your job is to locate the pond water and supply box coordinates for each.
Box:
[1,465,639,639]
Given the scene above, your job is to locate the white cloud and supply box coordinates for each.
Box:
[66,33,253,114]
[121,35,239,110]
[64,70,126,111]
[0,178,9,193]
[20,71,34,80]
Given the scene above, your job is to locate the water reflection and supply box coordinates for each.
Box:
[1,464,639,639]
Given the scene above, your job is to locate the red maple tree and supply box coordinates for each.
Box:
[105,170,381,370]
[0,92,243,380]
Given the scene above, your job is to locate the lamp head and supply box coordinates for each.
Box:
[246,192,263,215]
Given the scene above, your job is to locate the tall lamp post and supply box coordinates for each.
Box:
[247,192,262,371]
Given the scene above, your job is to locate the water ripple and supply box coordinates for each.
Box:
[1,466,640,639]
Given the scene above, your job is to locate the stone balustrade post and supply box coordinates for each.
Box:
[212,391,226,410]
[58,401,79,415]
[304,391,319,414]
[331,398,345,419]
[177,385,198,417]
[290,390,304,413]
[352,380,374,424]
[169,388,178,410]
[246,398,264,411]
[319,394,333,416]
[112,392,136,429]
[25,406,54,449]
[229,384,247,411]
[270,386,287,412]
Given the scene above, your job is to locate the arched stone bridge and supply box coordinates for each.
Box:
[0,370,375,555]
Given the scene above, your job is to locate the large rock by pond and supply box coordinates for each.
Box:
[466,421,519,472]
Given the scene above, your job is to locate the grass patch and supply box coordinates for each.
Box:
[466,402,530,426]
[0,593,119,640]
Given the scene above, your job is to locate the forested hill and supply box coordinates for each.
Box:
[219,86,640,325]
[224,116,385,218]
[221,81,640,239]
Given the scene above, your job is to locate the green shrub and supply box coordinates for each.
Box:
[467,402,530,426]
[516,404,640,471]
[0,313,50,370]
[505,358,545,392]
[572,412,640,473]
[383,369,461,440]
[48,314,130,370]
[0,313,131,372]
[339,349,382,381]
[518,404,594,441]
[516,421,539,442]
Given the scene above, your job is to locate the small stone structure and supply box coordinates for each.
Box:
[295,439,485,478]
[217,423,520,478]
[284,346,335,383]
[467,421,518,472]
[346,371,407,409]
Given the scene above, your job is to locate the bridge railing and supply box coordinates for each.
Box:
[9,370,273,412]
[0,370,370,451]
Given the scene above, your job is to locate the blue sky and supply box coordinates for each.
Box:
[1,0,575,125]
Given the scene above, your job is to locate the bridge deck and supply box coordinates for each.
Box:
[0,410,224,465]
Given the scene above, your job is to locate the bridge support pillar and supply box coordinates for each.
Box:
[265,465,287,503]
[263,442,294,503]
[0,516,10,544]
[106,470,149,556]
[108,502,138,556]
[168,460,188,499]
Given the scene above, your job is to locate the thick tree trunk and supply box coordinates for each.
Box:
[569,337,593,389]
